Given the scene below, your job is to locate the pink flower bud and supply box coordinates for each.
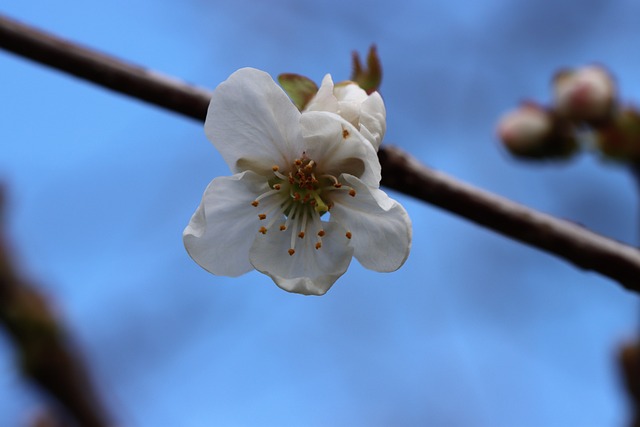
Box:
[497,102,553,156]
[553,65,616,123]
[497,102,578,159]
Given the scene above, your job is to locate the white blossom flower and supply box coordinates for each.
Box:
[305,74,386,150]
[184,68,411,295]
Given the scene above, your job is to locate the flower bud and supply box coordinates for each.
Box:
[553,65,616,124]
[497,102,577,160]
[595,106,640,161]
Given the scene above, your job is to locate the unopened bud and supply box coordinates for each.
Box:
[497,102,567,159]
[595,106,640,161]
[553,65,616,124]
[497,102,578,160]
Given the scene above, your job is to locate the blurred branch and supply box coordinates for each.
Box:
[0,188,111,427]
[1,14,640,293]
[620,340,640,427]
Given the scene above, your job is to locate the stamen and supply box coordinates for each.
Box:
[346,231,352,239]
[253,188,282,205]
[304,160,315,172]
[320,174,341,187]
[273,170,288,181]
[288,205,300,254]
[283,203,298,231]
[299,209,309,238]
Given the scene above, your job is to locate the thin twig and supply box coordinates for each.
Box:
[0,187,111,427]
[1,14,640,293]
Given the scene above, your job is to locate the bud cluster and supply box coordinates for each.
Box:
[496,64,640,162]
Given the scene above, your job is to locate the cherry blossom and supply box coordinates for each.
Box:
[184,68,411,295]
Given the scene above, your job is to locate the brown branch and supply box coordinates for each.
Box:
[0,188,111,427]
[1,14,640,293]
[620,340,640,427]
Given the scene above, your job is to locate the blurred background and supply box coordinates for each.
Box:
[1,0,640,426]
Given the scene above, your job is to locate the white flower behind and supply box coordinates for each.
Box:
[184,68,411,295]
[305,74,386,150]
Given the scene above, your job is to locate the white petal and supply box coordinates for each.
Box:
[359,92,386,150]
[205,68,302,175]
[249,221,354,295]
[183,171,268,277]
[304,74,339,113]
[300,111,381,187]
[333,82,368,104]
[329,174,412,272]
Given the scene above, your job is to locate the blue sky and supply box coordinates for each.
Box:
[1,1,640,426]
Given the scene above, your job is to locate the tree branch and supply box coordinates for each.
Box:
[1,14,639,293]
[0,188,112,427]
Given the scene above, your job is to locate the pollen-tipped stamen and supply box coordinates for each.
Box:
[251,186,283,207]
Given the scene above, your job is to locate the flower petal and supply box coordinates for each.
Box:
[304,74,339,113]
[329,174,412,272]
[300,111,381,187]
[183,171,268,276]
[249,221,354,295]
[359,91,386,150]
[205,68,302,175]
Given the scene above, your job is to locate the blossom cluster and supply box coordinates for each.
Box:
[496,65,640,161]
[183,68,412,295]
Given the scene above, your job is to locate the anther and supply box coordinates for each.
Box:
[251,200,259,207]
[349,189,356,197]
[272,165,280,171]
[258,214,267,220]
[293,192,301,201]
[346,231,352,239]
[259,226,267,234]
[298,231,305,239]
[342,129,349,139]
[279,225,287,231]
[317,230,325,237]
[315,242,322,250]
[274,184,281,190]
[294,159,302,166]
[334,183,342,188]
[288,248,295,256]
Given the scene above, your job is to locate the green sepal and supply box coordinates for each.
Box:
[351,45,382,94]
[278,73,319,111]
